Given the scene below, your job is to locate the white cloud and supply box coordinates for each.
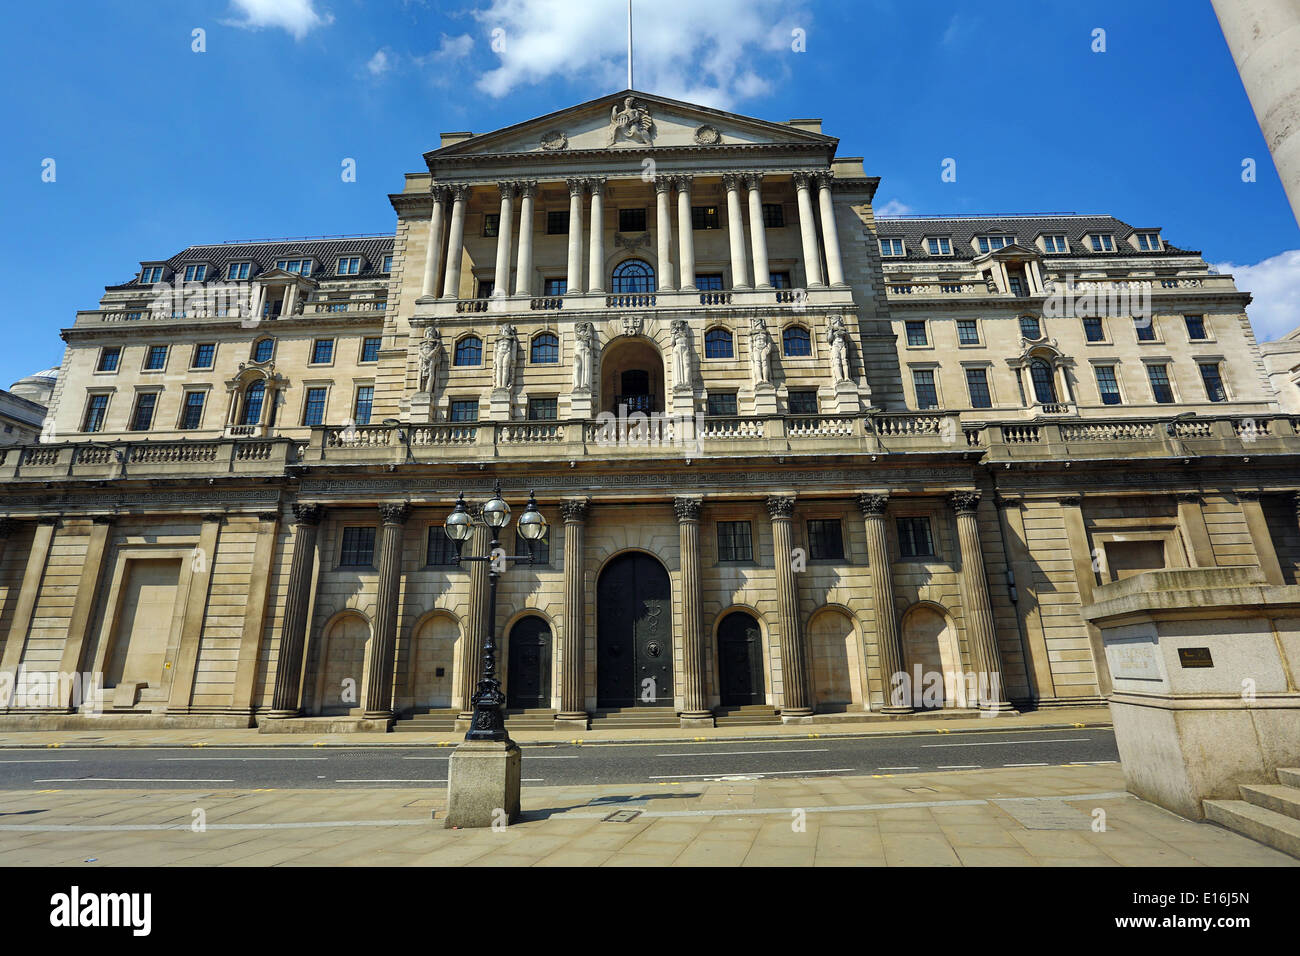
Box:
[470,0,808,109]
[224,0,333,40]
[875,199,914,218]
[1213,249,1300,342]
[367,48,393,76]
[431,33,474,62]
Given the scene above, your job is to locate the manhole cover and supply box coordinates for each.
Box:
[602,809,643,823]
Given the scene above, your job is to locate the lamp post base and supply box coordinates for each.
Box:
[442,739,522,828]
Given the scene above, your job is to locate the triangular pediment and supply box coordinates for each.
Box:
[425,89,837,161]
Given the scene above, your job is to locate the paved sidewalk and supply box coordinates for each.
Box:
[0,706,1109,748]
[0,764,1291,866]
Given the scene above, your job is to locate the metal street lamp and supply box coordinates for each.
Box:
[444,482,548,742]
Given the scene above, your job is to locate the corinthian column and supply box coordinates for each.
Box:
[675,175,696,291]
[491,182,516,298]
[768,496,812,719]
[588,177,607,294]
[676,497,713,726]
[722,173,750,289]
[816,172,846,287]
[441,184,470,300]
[364,502,409,721]
[456,512,490,726]
[514,181,537,296]
[858,494,910,713]
[746,173,771,289]
[654,176,676,291]
[268,504,323,717]
[951,492,1014,712]
[557,499,590,728]
[792,171,824,288]
[565,178,585,295]
[420,186,448,299]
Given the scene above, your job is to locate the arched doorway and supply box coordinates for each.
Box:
[600,337,665,415]
[716,611,764,706]
[807,608,862,709]
[506,615,552,709]
[900,604,963,709]
[596,552,672,708]
[406,614,458,712]
[317,614,370,715]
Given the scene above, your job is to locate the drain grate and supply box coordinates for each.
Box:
[602,809,643,823]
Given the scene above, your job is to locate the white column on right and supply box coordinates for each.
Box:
[675,175,696,291]
[745,173,771,289]
[816,171,846,287]
[565,178,585,295]
[723,173,750,290]
[792,171,824,288]
[420,186,448,299]
[654,176,675,291]
[441,184,469,300]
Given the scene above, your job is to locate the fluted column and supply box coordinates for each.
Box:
[768,496,812,717]
[420,186,449,298]
[364,502,409,720]
[746,173,771,289]
[676,497,712,724]
[816,171,846,286]
[491,182,516,298]
[859,494,911,713]
[558,499,590,726]
[792,171,824,288]
[654,176,676,291]
[457,513,491,722]
[951,492,1014,712]
[675,175,696,291]
[268,504,324,717]
[565,178,585,295]
[513,181,536,297]
[587,177,607,294]
[721,173,750,290]
[441,184,469,300]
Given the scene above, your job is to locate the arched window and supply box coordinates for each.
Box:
[704,327,734,359]
[241,380,265,425]
[611,258,655,294]
[1030,359,1057,404]
[252,338,274,363]
[454,336,483,366]
[783,326,812,356]
[530,332,559,364]
[1019,315,1041,340]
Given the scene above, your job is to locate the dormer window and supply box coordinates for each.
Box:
[1041,235,1068,253]
[276,258,313,276]
[1088,234,1115,252]
[141,266,165,284]
[879,238,905,257]
[926,238,952,255]
[336,256,361,276]
[977,235,1015,253]
[183,264,207,282]
[382,255,393,273]
[1135,232,1161,251]
[227,262,252,280]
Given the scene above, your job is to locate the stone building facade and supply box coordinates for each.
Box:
[2,90,1298,730]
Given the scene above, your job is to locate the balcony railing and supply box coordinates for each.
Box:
[415,285,854,320]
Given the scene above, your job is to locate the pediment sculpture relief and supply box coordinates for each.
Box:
[608,96,655,147]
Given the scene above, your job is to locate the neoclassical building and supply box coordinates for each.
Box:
[2,90,1298,731]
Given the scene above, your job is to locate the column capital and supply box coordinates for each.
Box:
[566,177,587,196]
[673,496,702,521]
[672,173,694,190]
[291,503,324,526]
[949,491,982,515]
[379,501,412,525]
[587,176,607,195]
[561,498,590,522]
[654,175,675,194]
[257,511,282,523]
[721,172,746,191]
[448,182,472,202]
[857,493,890,516]
[766,495,795,520]
[791,169,817,190]
[743,171,765,189]
[1176,492,1204,504]
[517,180,538,198]
[813,169,834,189]
[1057,495,1081,507]
[200,512,224,525]
[497,181,519,199]
[430,184,452,203]
[994,495,1022,509]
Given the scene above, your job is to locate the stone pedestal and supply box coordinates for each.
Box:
[751,382,777,416]
[409,392,433,423]
[1081,566,1300,820]
[489,388,512,422]
[442,739,522,828]
[566,389,593,420]
[833,380,862,414]
[670,386,695,417]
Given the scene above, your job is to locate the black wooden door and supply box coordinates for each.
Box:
[718,612,764,706]
[506,616,551,709]
[597,553,673,708]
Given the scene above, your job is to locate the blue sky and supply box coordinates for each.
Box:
[2,0,1297,391]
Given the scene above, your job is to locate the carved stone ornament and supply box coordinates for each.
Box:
[857,493,889,516]
[694,124,722,146]
[766,496,796,520]
[540,129,568,151]
[622,314,644,336]
[608,96,655,146]
[561,498,590,522]
[292,503,324,526]
[614,233,651,252]
[379,502,411,525]
[673,497,702,521]
[573,321,597,391]
[950,491,982,515]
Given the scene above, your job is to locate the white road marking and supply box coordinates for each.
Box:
[1003,762,1049,767]
[0,759,79,763]
[936,765,980,770]
[876,766,919,771]
[648,767,853,779]
[332,778,545,783]
[655,749,830,757]
[922,737,1089,748]
[34,778,234,783]
[402,755,578,760]
[157,757,327,761]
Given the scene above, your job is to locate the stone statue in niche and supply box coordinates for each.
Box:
[670,319,694,390]
[608,96,655,146]
[417,326,442,394]
[749,317,775,386]
[494,324,518,390]
[573,322,596,392]
[827,315,852,383]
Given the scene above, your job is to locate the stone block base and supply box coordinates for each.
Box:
[780,714,816,725]
[257,716,391,734]
[0,712,256,731]
[680,715,715,728]
[443,739,522,828]
[554,715,588,731]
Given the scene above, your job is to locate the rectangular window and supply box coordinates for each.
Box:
[97,347,121,372]
[140,266,164,284]
[302,387,328,426]
[546,210,569,235]
[807,519,844,560]
[311,339,335,364]
[1199,362,1227,402]
[926,238,951,255]
[482,213,500,238]
[144,345,168,370]
[544,277,567,296]
[977,235,1014,253]
[1136,232,1161,251]
[770,271,792,288]
[477,280,494,299]
[1095,365,1122,405]
[180,391,206,430]
[762,203,785,228]
[1184,315,1207,340]
[707,392,738,417]
[450,399,479,422]
[691,206,720,230]
[717,521,754,562]
[956,320,979,345]
[1134,316,1157,341]
[192,343,216,369]
[277,258,312,276]
[527,397,558,420]
[1089,234,1115,252]
[897,516,935,558]
[83,394,110,433]
[696,273,724,291]
[227,262,251,280]
[912,369,938,409]
[788,389,818,415]
[336,256,361,275]
[339,527,376,567]
[427,527,462,567]
[382,255,393,273]
[965,367,992,408]
[130,392,158,431]
[360,336,381,363]
[905,321,928,346]
[618,207,647,232]
[353,386,374,425]
[1042,235,1067,253]
[1083,317,1105,342]
[183,264,207,282]
[1147,364,1175,404]
[879,238,905,257]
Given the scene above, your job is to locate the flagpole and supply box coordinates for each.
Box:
[627,0,633,90]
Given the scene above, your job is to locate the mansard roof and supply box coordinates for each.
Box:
[874,214,1195,260]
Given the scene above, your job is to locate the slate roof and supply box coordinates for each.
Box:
[105,235,395,290]
[873,214,1195,261]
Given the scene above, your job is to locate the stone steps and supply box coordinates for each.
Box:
[589,707,679,730]
[1203,769,1300,859]
[714,705,780,726]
